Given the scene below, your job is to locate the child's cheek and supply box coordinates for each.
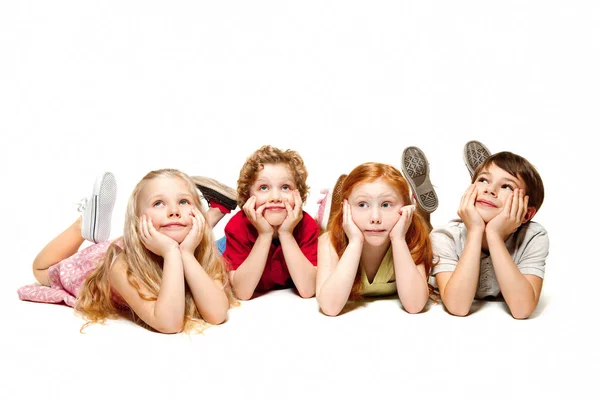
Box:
[476,208,491,222]
[254,197,266,210]
[390,212,401,225]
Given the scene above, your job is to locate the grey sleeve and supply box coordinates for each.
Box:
[431,229,459,276]
[517,229,549,279]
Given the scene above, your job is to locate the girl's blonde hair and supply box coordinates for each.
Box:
[76,169,236,333]
[237,145,310,207]
[327,162,434,299]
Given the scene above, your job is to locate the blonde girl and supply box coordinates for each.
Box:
[19,169,235,333]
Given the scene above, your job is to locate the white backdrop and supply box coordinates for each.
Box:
[1,1,598,399]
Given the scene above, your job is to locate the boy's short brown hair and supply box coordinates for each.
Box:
[237,145,310,208]
[472,151,544,211]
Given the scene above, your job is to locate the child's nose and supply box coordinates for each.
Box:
[168,206,181,218]
[370,208,381,224]
[270,189,282,202]
[484,186,497,196]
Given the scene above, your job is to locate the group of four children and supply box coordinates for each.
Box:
[18,141,548,333]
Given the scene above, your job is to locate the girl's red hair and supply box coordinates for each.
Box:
[327,162,434,299]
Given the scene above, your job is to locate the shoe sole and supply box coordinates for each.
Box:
[401,146,438,213]
[328,174,347,229]
[91,172,117,243]
[463,140,491,177]
[191,176,237,211]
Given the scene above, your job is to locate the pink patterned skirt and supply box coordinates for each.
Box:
[18,241,112,307]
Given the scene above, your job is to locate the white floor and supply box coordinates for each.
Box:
[1,2,598,399]
[4,280,596,399]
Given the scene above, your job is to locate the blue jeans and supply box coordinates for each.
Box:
[216,236,226,255]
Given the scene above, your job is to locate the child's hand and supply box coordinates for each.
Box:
[139,215,179,257]
[342,200,363,245]
[279,190,303,234]
[389,205,415,241]
[458,184,485,233]
[243,196,274,236]
[179,208,205,255]
[486,188,528,239]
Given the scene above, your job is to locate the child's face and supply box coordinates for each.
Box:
[348,179,404,247]
[474,163,528,223]
[138,177,196,243]
[250,163,297,227]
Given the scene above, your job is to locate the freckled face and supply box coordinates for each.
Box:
[137,177,197,243]
[250,163,297,226]
[348,179,404,246]
[474,163,527,222]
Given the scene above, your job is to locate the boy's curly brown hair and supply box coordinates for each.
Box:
[237,145,310,208]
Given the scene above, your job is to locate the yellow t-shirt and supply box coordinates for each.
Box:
[360,248,397,297]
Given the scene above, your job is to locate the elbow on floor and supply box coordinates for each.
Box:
[317,300,342,317]
[156,321,184,334]
[297,287,315,299]
[403,304,424,314]
[204,310,228,326]
[233,287,253,301]
[445,304,470,317]
[510,308,534,320]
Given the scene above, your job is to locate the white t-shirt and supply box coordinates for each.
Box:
[429,220,549,299]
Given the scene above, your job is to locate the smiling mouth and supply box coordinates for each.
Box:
[476,200,497,208]
[265,207,286,211]
[161,223,186,229]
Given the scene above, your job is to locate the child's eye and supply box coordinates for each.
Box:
[282,185,290,191]
[259,185,268,191]
[477,178,489,184]
[358,202,368,208]
[501,184,514,191]
[153,201,164,207]
[381,202,391,208]
[180,199,190,205]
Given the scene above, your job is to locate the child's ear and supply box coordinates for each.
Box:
[522,206,537,223]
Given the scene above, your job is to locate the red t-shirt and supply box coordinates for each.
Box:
[223,211,319,293]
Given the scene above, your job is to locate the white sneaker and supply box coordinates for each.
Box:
[79,172,117,243]
[315,189,331,232]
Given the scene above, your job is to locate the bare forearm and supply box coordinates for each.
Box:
[487,235,538,319]
[154,250,186,330]
[182,253,229,324]
[317,242,362,316]
[441,232,483,316]
[279,232,316,298]
[232,234,272,300]
[391,239,428,313]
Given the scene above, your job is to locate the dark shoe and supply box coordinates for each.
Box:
[191,176,237,212]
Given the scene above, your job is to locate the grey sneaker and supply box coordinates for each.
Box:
[464,140,491,177]
[401,146,438,214]
[329,174,347,230]
[79,172,117,243]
